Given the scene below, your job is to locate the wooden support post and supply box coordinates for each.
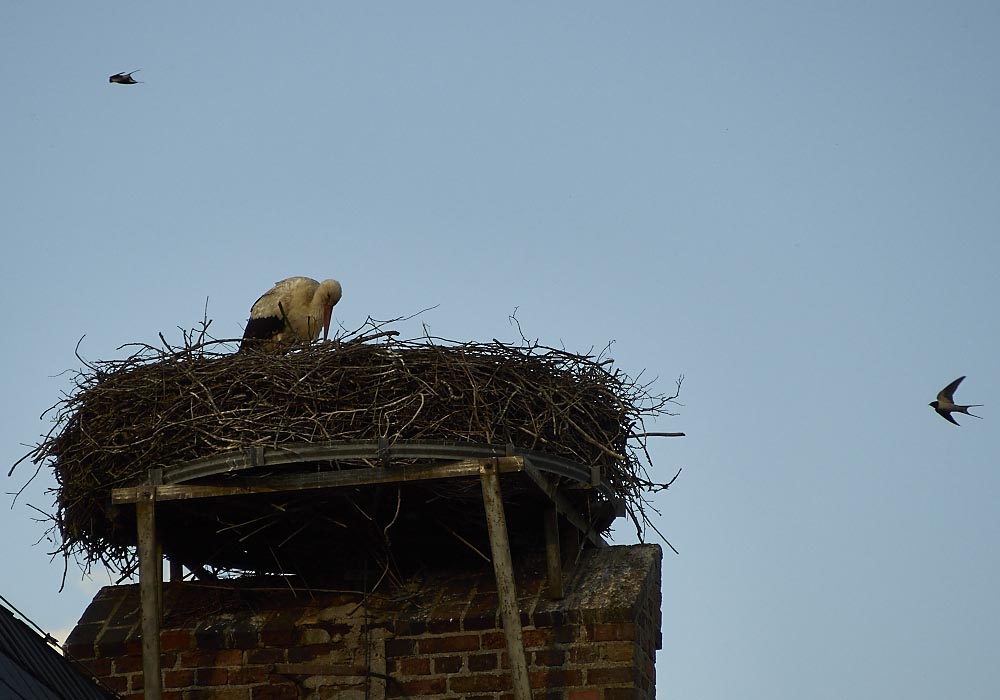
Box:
[543,507,564,600]
[137,493,162,700]
[479,462,532,700]
[155,543,165,623]
[367,627,387,700]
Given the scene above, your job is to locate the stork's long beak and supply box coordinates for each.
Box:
[322,303,334,341]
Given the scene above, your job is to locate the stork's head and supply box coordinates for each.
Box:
[318,279,342,340]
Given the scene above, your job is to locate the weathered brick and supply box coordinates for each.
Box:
[567,690,601,700]
[418,633,480,654]
[384,637,416,657]
[521,628,553,648]
[397,656,431,676]
[463,613,498,631]
[553,624,581,644]
[287,643,336,663]
[637,672,651,691]
[386,677,447,697]
[125,637,143,656]
[185,688,248,700]
[97,626,131,657]
[113,655,143,674]
[259,611,299,647]
[589,623,636,642]
[195,666,229,686]
[163,668,194,688]
[160,629,193,651]
[178,649,243,668]
[570,645,599,665]
[604,689,640,700]
[529,668,583,688]
[228,664,269,685]
[449,673,509,693]
[587,666,636,685]
[393,618,427,636]
[252,684,299,700]
[532,607,566,628]
[480,631,506,650]
[323,622,354,638]
[299,627,331,645]
[247,647,286,665]
[463,593,499,631]
[318,689,365,700]
[468,652,498,672]
[532,692,568,700]
[428,599,469,631]
[127,672,144,693]
[434,654,463,674]
[601,641,635,663]
[532,648,566,667]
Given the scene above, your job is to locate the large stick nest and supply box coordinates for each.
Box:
[16,321,681,581]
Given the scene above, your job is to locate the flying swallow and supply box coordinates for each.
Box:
[109,70,142,85]
[929,376,983,425]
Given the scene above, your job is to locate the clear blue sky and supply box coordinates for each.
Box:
[3,3,999,698]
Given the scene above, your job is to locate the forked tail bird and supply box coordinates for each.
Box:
[929,376,983,426]
[109,70,142,84]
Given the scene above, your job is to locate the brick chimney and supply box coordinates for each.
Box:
[66,544,661,699]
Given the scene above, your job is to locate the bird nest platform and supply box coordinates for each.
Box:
[18,322,682,582]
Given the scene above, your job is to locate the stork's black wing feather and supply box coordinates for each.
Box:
[239,315,285,351]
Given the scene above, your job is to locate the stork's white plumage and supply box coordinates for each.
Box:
[240,276,342,352]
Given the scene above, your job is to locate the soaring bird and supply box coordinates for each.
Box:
[240,276,342,352]
[109,70,142,84]
[929,376,983,425]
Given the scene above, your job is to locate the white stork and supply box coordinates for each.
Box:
[240,276,342,352]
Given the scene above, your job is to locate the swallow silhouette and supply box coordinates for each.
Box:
[929,376,983,425]
[109,70,142,85]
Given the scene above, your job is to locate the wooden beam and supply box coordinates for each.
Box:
[112,457,526,504]
[479,462,531,700]
[136,495,162,700]
[543,506,564,600]
[161,440,597,488]
[522,462,607,547]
